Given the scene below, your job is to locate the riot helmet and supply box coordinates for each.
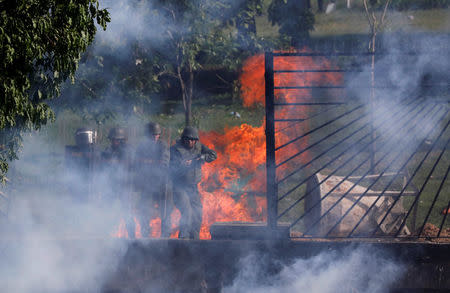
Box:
[75,128,96,147]
[181,126,199,140]
[108,127,127,150]
[108,127,127,141]
[181,126,199,149]
[147,122,162,136]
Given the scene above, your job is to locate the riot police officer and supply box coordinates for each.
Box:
[134,122,171,237]
[65,127,99,203]
[101,127,135,238]
[102,127,129,161]
[170,126,217,239]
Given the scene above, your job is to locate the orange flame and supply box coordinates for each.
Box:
[198,125,268,239]
[113,210,181,239]
[192,49,342,239]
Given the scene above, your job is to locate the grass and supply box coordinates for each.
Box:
[314,9,450,35]
[256,8,450,38]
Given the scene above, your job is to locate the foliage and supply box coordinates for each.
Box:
[148,0,262,126]
[268,0,315,47]
[54,41,161,125]
[55,0,263,129]
[0,0,110,182]
[232,0,264,52]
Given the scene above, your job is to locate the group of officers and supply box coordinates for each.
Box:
[65,123,217,239]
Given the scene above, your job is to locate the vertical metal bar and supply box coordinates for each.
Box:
[438,199,450,238]
[369,51,376,172]
[265,52,277,230]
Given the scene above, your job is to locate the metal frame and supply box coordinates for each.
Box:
[265,51,449,240]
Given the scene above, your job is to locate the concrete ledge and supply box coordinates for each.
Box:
[1,237,449,292]
[210,221,290,240]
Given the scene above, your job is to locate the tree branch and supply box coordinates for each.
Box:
[381,0,392,25]
[363,0,374,29]
[80,81,99,98]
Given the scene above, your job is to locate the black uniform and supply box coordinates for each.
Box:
[134,138,171,237]
[170,139,217,239]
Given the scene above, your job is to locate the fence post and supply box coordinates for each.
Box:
[265,52,277,231]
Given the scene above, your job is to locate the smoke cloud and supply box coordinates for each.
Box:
[224,246,405,293]
[0,131,129,293]
[96,0,166,50]
[346,33,449,159]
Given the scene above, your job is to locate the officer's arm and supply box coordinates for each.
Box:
[200,143,217,163]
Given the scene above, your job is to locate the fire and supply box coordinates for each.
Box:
[240,54,266,108]
[112,217,141,238]
[113,208,181,239]
[240,49,342,179]
[113,219,128,238]
[198,125,268,239]
[193,49,342,239]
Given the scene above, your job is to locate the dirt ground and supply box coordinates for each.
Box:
[420,223,450,243]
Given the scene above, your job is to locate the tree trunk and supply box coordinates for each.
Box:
[363,0,391,172]
[317,0,324,12]
[177,63,187,124]
[176,58,193,127]
[184,64,194,126]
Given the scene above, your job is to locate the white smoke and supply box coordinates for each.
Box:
[0,131,129,293]
[96,0,243,48]
[224,246,405,293]
[96,0,168,50]
[346,34,449,158]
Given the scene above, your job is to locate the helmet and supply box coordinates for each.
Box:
[75,128,96,146]
[147,122,162,135]
[108,127,127,140]
[181,126,199,140]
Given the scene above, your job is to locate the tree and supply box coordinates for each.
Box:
[0,0,110,182]
[53,0,263,130]
[234,0,264,52]
[54,41,161,126]
[363,0,391,170]
[268,0,315,48]
[146,0,261,126]
[305,0,324,12]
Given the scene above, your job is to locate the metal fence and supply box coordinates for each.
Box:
[264,51,449,240]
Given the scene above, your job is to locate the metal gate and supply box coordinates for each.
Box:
[264,51,449,240]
